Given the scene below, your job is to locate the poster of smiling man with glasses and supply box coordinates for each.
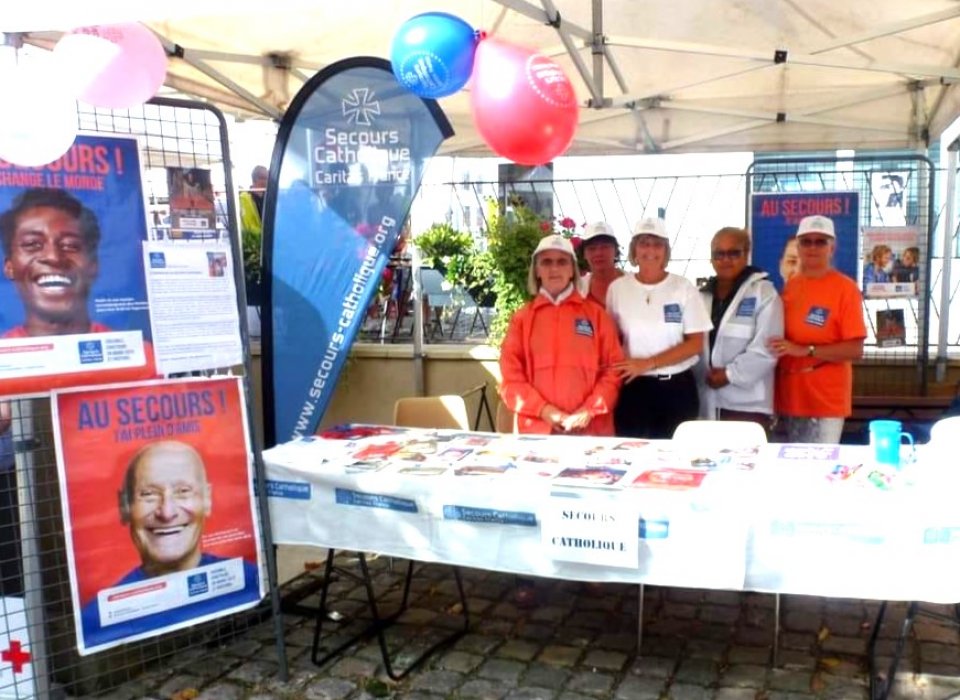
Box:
[750,192,860,292]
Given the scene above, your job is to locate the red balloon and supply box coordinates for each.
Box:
[470,37,579,165]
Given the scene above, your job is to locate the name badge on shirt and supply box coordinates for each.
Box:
[574,318,594,337]
[663,303,682,323]
[735,297,757,317]
[805,306,829,327]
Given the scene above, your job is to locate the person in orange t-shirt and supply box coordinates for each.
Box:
[768,215,866,443]
[499,234,623,436]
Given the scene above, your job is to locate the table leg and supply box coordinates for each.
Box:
[773,593,781,666]
[362,555,469,680]
[311,549,350,666]
[310,551,470,679]
[636,583,644,656]
[448,308,462,340]
[468,307,488,336]
[868,601,918,700]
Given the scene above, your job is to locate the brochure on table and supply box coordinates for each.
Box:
[263,425,759,590]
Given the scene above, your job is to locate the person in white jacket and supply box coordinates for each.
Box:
[696,227,784,433]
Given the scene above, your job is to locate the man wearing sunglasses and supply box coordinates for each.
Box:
[767,215,866,443]
[697,227,783,434]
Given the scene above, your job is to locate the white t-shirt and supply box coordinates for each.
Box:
[605,273,712,376]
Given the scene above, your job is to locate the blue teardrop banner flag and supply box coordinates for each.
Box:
[262,57,452,444]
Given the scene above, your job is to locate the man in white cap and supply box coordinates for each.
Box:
[581,221,624,305]
[500,234,624,436]
[767,215,866,443]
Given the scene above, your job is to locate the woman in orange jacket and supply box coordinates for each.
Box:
[499,235,624,436]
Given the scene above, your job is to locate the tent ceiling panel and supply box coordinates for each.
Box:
[8,0,960,154]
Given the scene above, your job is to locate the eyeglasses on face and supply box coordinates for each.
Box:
[711,249,744,260]
[798,237,831,248]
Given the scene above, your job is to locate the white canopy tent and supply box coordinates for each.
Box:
[7,0,960,156]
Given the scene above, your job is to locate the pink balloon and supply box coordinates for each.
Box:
[470,37,579,165]
[54,23,167,109]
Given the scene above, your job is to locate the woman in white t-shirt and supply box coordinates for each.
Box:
[606,218,712,438]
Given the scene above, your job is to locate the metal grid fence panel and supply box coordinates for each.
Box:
[748,154,936,396]
[382,159,959,392]
[0,98,277,699]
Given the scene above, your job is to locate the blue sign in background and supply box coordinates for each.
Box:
[263,57,452,444]
[750,192,860,291]
[0,133,151,338]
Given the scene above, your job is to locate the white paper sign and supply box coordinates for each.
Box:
[0,331,145,379]
[142,243,244,374]
[540,495,639,569]
[97,558,246,627]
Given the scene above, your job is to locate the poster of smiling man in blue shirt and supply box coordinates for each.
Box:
[54,377,263,655]
[78,440,260,651]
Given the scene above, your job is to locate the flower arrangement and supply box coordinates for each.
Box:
[242,226,262,285]
[239,190,264,306]
[412,208,588,345]
[483,206,592,343]
[541,215,587,272]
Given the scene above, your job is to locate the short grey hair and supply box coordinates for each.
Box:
[251,165,268,183]
[711,227,751,255]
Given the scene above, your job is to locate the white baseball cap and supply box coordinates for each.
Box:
[532,234,576,261]
[795,215,835,239]
[582,221,618,244]
[632,217,669,240]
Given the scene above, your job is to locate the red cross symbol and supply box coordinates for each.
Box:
[2,640,31,674]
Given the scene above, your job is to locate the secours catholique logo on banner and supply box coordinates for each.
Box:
[262,57,452,444]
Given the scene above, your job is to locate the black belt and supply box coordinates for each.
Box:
[638,368,692,382]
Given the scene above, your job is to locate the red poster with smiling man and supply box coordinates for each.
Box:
[52,377,263,655]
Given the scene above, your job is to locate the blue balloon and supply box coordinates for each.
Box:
[390,12,478,99]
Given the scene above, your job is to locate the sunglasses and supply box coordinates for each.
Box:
[798,237,831,248]
[711,249,744,260]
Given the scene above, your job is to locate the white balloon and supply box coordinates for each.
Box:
[0,61,77,167]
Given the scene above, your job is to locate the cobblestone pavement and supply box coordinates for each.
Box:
[92,556,960,700]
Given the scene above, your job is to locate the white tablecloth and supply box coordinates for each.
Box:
[263,426,960,603]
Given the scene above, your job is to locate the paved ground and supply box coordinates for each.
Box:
[88,552,960,700]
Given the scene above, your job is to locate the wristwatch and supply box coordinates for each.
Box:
[807,344,816,357]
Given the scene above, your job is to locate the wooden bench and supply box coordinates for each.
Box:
[844,395,956,443]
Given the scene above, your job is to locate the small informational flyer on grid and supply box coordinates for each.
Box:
[142,243,243,374]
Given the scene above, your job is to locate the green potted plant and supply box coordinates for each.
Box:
[483,202,548,344]
[414,220,497,313]
[413,222,473,274]
[446,250,496,308]
[241,218,263,307]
